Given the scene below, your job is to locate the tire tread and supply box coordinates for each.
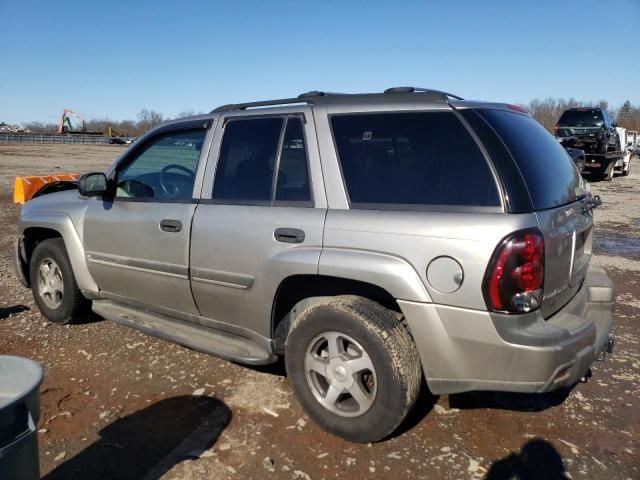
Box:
[286,295,422,442]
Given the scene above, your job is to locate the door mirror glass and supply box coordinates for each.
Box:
[79,172,108,197]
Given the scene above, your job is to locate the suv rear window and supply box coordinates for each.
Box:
[557,109,604,127]
[331,112,500,208]
[478,109,583,210]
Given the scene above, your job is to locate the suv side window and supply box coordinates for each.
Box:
[331,111,500,208]
[276,118,311,202]
[116,130,205,200]
[213,116,312,204]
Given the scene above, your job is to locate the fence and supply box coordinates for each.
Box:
[0,134,114,145]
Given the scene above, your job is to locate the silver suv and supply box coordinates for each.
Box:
[14,88,615,442]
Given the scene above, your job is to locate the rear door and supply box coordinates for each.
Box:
[475,108,591,317]
[190,109,326,338]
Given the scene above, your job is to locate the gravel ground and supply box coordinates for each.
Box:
[0,145,638,480]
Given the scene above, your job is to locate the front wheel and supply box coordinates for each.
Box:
[29,238,88,324]
[285,296,422,443]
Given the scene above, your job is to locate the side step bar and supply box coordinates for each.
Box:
[92,300,277,365]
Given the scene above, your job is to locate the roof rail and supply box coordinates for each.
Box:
[383,86,464,100]
[210,88,463,113]
[211,91,337,113]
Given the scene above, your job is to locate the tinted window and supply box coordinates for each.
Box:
[116,130,205,200]
[557,109,604,127]
[213,118,283,201]
[479,109,583,209]
[331,112,500,207]
[276,118,311,202]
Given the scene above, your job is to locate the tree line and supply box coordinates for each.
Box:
[21,109,200,137]
[19,100,640,137]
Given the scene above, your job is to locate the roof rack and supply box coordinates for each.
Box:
[383,86,464,100]
[211,91,336,113]
[211,87,463,113]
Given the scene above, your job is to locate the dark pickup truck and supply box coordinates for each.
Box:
[555,108,618,154]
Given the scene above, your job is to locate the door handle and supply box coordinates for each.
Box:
[160,219,182,233]
[274,228,305,244]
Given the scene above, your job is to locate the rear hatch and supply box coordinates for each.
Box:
[556,109,604,139]
[557,126,601,139]
[475,108,592,317]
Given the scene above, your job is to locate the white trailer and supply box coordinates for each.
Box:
[615,127,632,177]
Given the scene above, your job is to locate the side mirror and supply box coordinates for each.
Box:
[79,172,108,197]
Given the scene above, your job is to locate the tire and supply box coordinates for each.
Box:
[622,159,631,177]
[285,296,422,442]
[29,238,88,324]
[603,162,614,181]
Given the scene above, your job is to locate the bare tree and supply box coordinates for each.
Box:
[177,109,196,118]
[21,121,58,133]
[136,109,164,134]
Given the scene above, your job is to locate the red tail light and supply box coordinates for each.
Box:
[554,125,559,132]
[484,229,544,313]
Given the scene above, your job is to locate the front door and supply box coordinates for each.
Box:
[84,125,210,315]
[190,112,326,338]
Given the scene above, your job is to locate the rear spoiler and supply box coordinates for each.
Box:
[14,173,80,204]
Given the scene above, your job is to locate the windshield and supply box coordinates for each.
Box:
[558,110,604,127]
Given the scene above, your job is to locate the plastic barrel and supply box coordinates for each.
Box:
[0,356,44,480]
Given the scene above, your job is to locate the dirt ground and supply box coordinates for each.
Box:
[0,144,638,480]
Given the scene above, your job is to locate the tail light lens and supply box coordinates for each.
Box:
[553,125,560,133]
[483,229,544,314]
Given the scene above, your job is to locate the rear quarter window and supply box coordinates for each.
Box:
[330,111,501,209]
[477,109,582,210]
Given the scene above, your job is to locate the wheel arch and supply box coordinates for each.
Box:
[21,212,99,292]
[21,227,62,286]
[271,274,403,354]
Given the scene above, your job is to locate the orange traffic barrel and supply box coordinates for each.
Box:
[13,173,80,204]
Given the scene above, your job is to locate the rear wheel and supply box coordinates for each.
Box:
[622,158,631,177]
[603,162,614,181]
[29,238,88,324]
[285,296,422,443]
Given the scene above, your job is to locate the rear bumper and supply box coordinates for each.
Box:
[558,135,606,153]
[400,264,614,395]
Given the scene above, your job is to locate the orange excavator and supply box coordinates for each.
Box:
[57,109,102,135]
[58,109,87,134]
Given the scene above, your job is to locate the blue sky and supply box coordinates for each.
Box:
[1,0,639,124]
